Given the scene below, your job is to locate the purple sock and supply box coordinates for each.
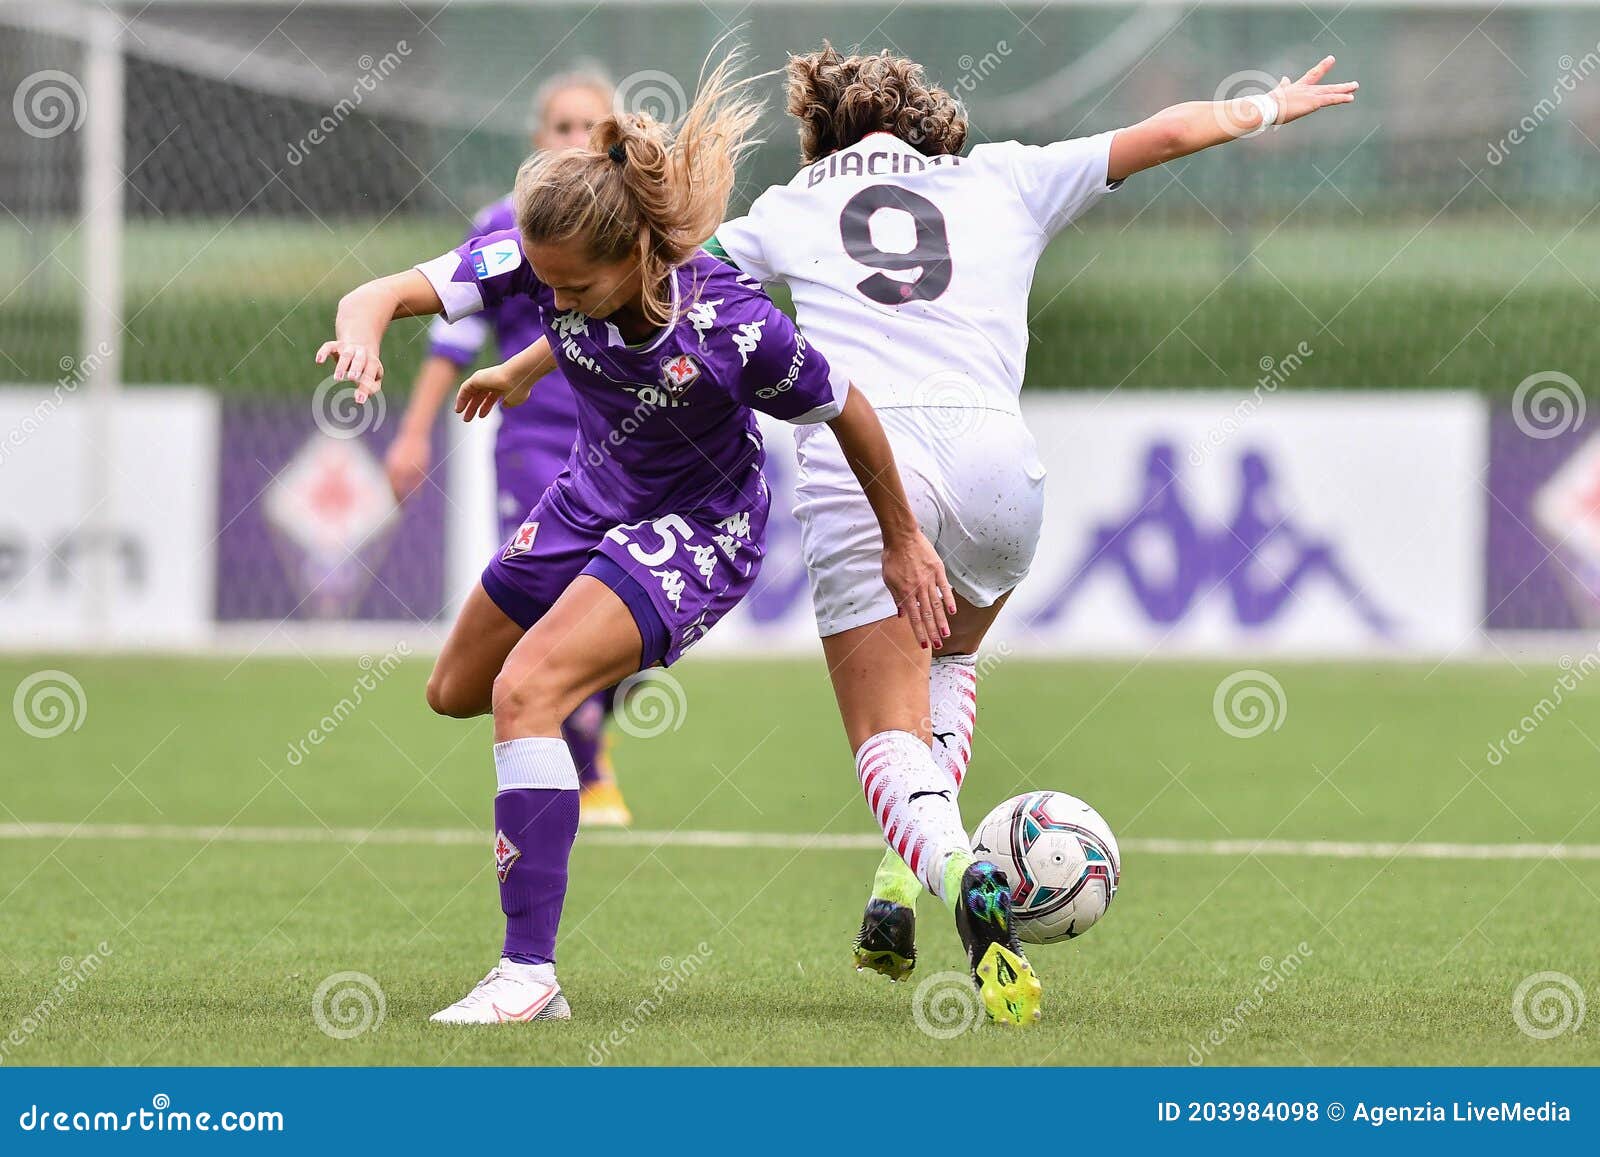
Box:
[492,738,580,965]
[562,692,609,789]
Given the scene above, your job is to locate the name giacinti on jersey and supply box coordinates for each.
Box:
[807,151,962,188]
[1350,1101,1571,1127]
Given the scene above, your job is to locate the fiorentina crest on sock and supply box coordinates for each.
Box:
[493,830,521,882]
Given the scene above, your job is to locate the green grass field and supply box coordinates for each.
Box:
[2,654,1598,1066]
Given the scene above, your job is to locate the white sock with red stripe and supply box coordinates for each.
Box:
[929,652,979,787]
[856,729,969,903]
[867,653,981,908]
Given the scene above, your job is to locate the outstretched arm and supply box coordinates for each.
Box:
[315,269,444,402]
[1107,56,1358,182]
[455,336,560,422]
[827,388,957,650]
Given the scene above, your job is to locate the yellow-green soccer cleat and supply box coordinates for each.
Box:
[853,898,917,981]
[954,862,1042,1026]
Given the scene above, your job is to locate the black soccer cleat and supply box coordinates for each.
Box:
[853,898,917,981]
[953,861,1042,1026]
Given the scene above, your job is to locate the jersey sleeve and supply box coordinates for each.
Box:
[985,132,1122,236]
[710,209,776,284]
[413,228,541,322]
[727,302,849,425]
[426,314,489,367]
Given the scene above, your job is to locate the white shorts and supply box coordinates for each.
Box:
[792,406,1047,638]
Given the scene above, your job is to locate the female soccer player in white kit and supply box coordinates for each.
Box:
[706,45,1358,1022]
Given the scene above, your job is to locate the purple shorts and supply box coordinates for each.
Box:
[481,481,768,667]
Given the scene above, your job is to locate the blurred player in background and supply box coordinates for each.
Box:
[316,52,951,1025]
[710,46,1357,1019]
[385,69,635,828]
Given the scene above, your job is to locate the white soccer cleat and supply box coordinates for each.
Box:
[428,959,572,1025]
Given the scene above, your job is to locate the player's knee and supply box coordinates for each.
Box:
[491,658,578,731]
[426,665,484,719]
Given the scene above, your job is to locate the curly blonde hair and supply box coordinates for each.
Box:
[786,43,967,163]
[514,51,763,325]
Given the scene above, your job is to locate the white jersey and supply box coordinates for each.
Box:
[715,130,1120,415]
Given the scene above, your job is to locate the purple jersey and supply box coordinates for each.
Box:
[415,233,849,663]
[417,234,848,525]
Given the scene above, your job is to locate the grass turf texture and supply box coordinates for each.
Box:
[3,655,1598,1065]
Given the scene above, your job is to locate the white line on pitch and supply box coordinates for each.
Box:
[1,822,1599,862]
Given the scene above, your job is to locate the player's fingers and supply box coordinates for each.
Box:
[905,596,930,649]
[314,340,339,365]
[928,587,951,641]
[1300,55,1335,85]
[476,391,497,421]
[333,347,355,382]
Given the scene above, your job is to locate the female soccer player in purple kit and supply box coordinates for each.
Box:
[385,70,635,828]
[315,55,953,1024]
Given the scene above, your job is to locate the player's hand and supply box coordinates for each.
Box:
[1270,56,1358,126]
[315,339,385,402]
[384,430,431,503]
[883,530,956,650]
[455,364,532,422]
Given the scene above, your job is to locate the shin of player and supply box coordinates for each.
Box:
[866,651,978,911]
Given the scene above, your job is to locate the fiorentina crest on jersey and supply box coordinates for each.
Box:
[659,354,702,397]
[502,519,539,561]
[493,830,521,883]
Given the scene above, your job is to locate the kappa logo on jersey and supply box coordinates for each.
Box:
[502,519,539,560]
[686,298,723,344]
[660,354,702,396]
[493,830,521,883]
[553,310,589,339]
[732,318,766,367]
[470,238,522,280]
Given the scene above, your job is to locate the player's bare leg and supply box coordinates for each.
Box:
[432,577,643,1025]
[425,582,527,719]
[824,610,1040,1024]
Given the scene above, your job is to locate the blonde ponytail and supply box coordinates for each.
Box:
[514,48,764,325]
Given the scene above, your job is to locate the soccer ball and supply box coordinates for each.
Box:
[970,791,1120,944]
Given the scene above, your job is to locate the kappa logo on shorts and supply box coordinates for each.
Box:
[502,519,539,561]
[493,830,521,882]
[660,354,702,396]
